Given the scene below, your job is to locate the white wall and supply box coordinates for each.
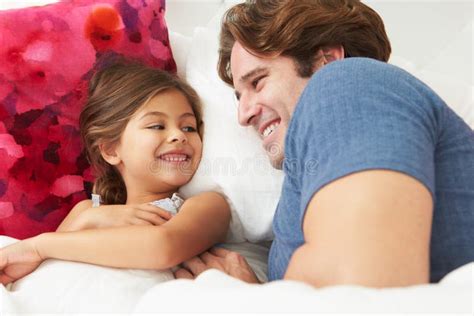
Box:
[166,0,473,85]
[0,0,58,10]
[166,0,232,37]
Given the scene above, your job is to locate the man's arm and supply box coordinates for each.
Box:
[284,169,433,288]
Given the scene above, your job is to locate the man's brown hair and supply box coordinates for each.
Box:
[218,0,391,86]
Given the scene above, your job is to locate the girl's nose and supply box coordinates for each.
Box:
[169,129,187,144]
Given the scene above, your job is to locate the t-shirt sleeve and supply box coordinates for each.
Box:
[284,58,441,218]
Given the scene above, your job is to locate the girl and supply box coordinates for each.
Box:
[0,61,231,285]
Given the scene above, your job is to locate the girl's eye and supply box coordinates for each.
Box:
[182,126,197,132]
[148,124,164,130]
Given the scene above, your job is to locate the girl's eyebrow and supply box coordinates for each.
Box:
[140,111,196,120]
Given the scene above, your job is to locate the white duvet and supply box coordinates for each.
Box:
[1,236,472,314]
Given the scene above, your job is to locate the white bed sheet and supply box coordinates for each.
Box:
[0,236,472,314]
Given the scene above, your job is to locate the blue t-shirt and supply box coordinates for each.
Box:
[268,58,474,282]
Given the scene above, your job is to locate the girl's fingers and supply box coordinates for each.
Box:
[131,218,153,226]
[136,210,167,226]
[139,204,173,220]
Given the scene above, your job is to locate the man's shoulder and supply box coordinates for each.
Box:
[310,57,403,85]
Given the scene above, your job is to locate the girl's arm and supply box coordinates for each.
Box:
[56,200,173,232]
[56,200,92,231]
[36,192,230,270]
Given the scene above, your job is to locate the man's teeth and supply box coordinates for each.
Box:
[160,154,188,162]
[262,122,280,138]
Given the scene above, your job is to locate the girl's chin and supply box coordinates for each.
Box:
[160,173,194,186]
[150,159,198,186]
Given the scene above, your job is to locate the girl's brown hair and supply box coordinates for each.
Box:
[80,60,203,205]
[218,0,391,85]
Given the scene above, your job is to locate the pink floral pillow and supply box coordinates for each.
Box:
[0,0,176,239]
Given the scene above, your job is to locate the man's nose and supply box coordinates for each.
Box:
[237,94,261,127]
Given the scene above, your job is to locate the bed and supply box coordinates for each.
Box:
[0,0,473,313]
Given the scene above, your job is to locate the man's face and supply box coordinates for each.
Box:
[231,41,311,169]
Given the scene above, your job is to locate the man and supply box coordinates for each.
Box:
[175,0,474,287]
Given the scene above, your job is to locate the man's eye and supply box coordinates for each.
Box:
[251,76,265,88]
[182,126,197,132]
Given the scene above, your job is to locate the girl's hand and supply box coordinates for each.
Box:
[0,238,44,285]
[75,203,173,230]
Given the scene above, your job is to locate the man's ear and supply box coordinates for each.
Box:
[321,45,345,63]
[99,142,121,166]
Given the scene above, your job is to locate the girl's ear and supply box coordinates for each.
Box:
[99,142,121,166]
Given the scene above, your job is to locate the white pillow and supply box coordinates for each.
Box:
[178,23,284,243]
[168,31,192,79]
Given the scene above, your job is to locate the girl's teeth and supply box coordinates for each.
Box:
[160,154,188,162]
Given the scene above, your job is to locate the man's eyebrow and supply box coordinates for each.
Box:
[235,67,268,101]
[140,111,195,120]
[239,67,268,84]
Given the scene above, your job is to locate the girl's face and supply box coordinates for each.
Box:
[106,89,202,201]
